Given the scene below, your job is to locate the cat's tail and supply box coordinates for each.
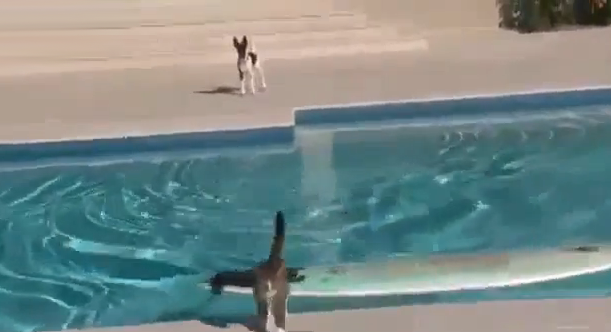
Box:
[268,211,285,261]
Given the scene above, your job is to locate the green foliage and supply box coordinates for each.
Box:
[497,0,610,32]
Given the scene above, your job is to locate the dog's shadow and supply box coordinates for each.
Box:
[157,311,311,332]
[203,316,311,332]
[240,316,312,332]
[194,86,241,95]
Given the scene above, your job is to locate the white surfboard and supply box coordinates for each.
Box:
[200,246,611,297]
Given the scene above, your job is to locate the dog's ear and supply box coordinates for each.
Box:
[233,36,240,49]
[241,35,248,47]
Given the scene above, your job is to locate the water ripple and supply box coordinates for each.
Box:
[3,111,611,330]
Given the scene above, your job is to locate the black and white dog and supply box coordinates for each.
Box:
[233,35,267,95]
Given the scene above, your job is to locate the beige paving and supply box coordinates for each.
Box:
[0,0,497,31]
[0,0,338,30]
[0,27,610,143]
[341,0,499,29]
[0,0,504,77]
[0,17,427,75]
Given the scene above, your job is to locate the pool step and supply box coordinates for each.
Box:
[130,25,414,60]
[0,0,339,30]
[202,33,428,63]
[0,12,369,59]
[0,13,428,75]
[170,12,372,37]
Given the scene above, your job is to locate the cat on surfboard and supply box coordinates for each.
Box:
[208,211,304,332]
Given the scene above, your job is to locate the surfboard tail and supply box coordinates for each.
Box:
[209,269,257,294]
[268,211,285,261]
[205,266,305,293]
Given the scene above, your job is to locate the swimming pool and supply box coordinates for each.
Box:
[3,91,611,331]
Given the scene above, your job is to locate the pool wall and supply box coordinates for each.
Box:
[2,86,611,169]
[11,87,611,332]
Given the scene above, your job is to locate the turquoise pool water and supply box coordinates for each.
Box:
[3,106,611,331]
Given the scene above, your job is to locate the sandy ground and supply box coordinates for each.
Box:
[3,1,611,332]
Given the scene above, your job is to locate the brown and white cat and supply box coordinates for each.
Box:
[209,211,291,332]
[251,211,288,332]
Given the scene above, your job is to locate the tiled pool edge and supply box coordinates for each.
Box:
[60,297,611,332]
[2,85,611,166]
[0,126,295,168]
[294,85,611,126]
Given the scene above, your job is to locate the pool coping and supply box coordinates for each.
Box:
[2,85,611,169]
[63,297,611,332]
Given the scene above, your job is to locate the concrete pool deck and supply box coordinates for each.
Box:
[3,0,611,331]
[0,0,607,144]
[1,26,611,143]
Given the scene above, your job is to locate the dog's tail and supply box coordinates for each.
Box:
[268,211,285,261]
[244,35,256,53]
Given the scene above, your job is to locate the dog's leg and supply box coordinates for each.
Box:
[249,52,266,91]
[248,70,256,95]
[255,65,267,91]
[238,68,246,95]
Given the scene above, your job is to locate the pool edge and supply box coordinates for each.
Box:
[294,85,611,127]
[3,85,611,167]
[59,297,611,332]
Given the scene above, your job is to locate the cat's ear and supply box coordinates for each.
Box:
[242,35,248,47]
[233,36,240,49]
